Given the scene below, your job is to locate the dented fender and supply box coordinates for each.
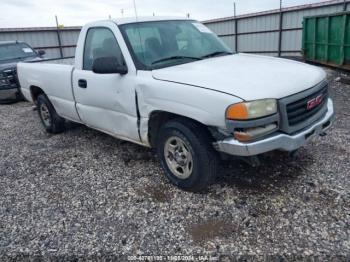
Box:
[135,71,242,145]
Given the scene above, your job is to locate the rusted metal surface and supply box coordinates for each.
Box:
[307,59,350,71]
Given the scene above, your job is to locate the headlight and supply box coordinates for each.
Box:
[226,99,277,120]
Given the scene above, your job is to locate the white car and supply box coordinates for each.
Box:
[17,17,334,192]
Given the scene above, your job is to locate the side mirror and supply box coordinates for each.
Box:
[92,56,128,75]
[37,50,46,56]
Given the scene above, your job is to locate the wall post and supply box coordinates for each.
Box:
[55,15,64,58]
[234,2,238,53]
[278,0,283,57]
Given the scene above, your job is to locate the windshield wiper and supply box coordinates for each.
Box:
[201,51,233,59]
[152,56,202,65]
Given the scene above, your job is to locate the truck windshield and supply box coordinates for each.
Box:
[0,43,37,62]
[119,20,233,70]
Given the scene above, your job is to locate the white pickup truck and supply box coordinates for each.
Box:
[18,17,334,192]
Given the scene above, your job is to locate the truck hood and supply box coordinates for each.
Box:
[0,61,17,71]
[152,53,326,100]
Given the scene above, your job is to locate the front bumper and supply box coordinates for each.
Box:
[0,87,18,102]
[214,98,334,156]
[0,68,20,103]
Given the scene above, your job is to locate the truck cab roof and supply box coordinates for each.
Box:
[85,16,190,27]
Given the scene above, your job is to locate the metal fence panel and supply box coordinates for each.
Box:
[0,27,81,59]
[60,30,80,46]
[206,20,236,35]
[220,35,236,50]
[283,5,343,29]
[204,0,349,57]
[1,1,349,60]
[0,31,57,47]
[239,32,279,52]
[43,48,62,58]
[238,14,280,33]
[282,30,303,51]
[62,46,76,57]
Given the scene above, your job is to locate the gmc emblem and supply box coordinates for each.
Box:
[307,95,323,110]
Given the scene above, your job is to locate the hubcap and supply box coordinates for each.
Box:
[164,136,193,179]
[40,103,51,127]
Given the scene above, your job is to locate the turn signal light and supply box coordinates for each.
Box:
[226,103,248,120]
[234,124,277,142]
[234,131,252,142]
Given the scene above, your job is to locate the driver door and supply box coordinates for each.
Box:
[73,26,140,143]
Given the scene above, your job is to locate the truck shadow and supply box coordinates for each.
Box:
[216,150,314,195]
[65,122,156,164]
[64,122,314,195]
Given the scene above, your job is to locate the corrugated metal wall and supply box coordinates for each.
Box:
[0,27,81,58]
[204,0,350,57]
[0,1,348,59]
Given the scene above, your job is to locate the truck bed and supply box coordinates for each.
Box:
[31,57,75,65]
[17,57,79,121]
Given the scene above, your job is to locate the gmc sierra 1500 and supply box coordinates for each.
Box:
[17,17,334,192]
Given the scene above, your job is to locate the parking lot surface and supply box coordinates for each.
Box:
[0,68,349,260]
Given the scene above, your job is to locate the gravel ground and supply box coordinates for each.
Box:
[0,68,349,261]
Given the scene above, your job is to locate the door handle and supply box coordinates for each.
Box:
[78,79,87,88]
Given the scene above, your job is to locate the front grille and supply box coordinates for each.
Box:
[286,85,328,126]
[0,68,18,89]
[279,81,329,134]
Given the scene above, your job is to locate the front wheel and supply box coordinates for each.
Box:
[157,119,219,192]
[37,94,65,134]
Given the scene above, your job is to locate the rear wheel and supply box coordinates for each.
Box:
[37,94,65,134]
[157,119,219,192]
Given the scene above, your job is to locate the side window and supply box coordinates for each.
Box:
[83,27,124,71]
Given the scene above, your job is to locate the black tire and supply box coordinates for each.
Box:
[37,94,65,134]
[157,118,219,192]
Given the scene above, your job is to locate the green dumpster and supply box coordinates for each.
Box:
[303,12,350,70]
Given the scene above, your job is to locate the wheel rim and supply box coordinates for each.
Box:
[40,103,51,127]
[164,136,193,179]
